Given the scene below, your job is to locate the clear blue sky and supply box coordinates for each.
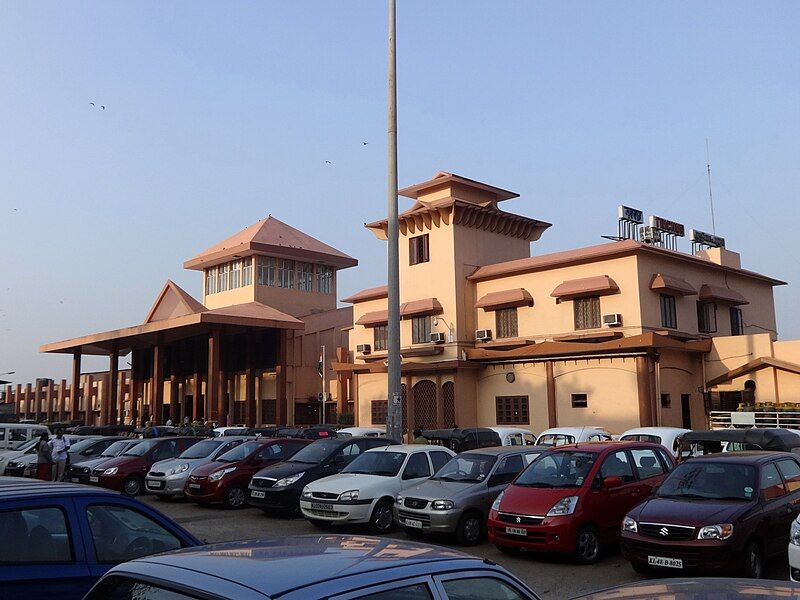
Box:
[1,1,798,384]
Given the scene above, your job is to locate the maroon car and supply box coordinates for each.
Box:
[621,451,800,578]
[90,437,200,496]
[185,438,311,509]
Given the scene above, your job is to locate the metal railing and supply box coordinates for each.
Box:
[709,410,800,430]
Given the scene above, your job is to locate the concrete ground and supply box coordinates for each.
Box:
[140,496,789,598]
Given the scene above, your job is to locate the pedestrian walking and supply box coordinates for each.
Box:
[48,429,70,482]
[36,432,53,481]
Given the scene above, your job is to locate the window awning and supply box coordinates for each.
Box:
[400,298,443,318]
[650,274,697,296]
[355,310,388,327]
[475,288,533,311]
[698,284,749,306]
[550,275,619,299]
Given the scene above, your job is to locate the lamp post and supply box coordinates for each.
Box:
[385,0,403,443]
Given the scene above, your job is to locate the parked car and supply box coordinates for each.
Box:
[0,423,50,450]
[621,451,800,578]
[65,436,127,467]
[396,445,547,545]
[68,425,135,437]
[301,444,455,533]
[0,438,39,473]
[89,437,200,495]
[84,535,542,600]
[489,427,538,446]
[185,438,311,508]
[278,426,339,440]
[145,436,250,499]
[791,513,800,582]
[574,578,800,599]
[488,441,674,563]
[337,426,386,437]
[420,427,502,451]
[0,478,201,600]
[247,436,392,515]
[66,439,143,485]
[536,426,613,446]
[4,435,93,478]
[677,428,800,460]
[619,427,690,457]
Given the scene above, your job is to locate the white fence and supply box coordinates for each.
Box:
[709,410,800,430]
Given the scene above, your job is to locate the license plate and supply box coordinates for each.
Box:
[70,478,79,483]
[189,483,201,490]
[404,518,423,529]
[147,481,163,489]
[648,555,683,569]
[505,526,527,536]
[89,476,99,483]
[311,502,334,511]
[250,490,266,499]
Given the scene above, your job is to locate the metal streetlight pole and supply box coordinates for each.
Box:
[385,0,403,443]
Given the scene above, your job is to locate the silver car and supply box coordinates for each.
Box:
[145,436,250,497]
[395,445,546,545]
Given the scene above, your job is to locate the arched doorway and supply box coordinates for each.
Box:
[413,380,437,430]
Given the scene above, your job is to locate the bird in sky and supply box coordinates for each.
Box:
[362,141,368,145]
[324,160,332,164]
[89,102,95,107]
[101,105,105,110]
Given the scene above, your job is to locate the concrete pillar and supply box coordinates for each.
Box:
[46,381,56,423]
[15,384,22,419]
[352,373,359,426]
[152,343,164,425]
[207,328,220,423]
[117,371,125,425]
[276,330,288,426]
[245,334,256,427]
[636,355,654,427]
[24,383,32,421]
[193,340,202,423]
[129,350,139,425]
[71,350,81,422]
[169,376,179,424]
[108,349,119,425]
[405,375,414,442]
[83,375,94,426]
[546,361,557,428]
[99,373,109,426]
[34,379,44,422]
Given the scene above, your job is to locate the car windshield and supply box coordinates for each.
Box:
[216,441,262,462]
[17,439,40,452]
[68,438,100,454]
[658,462,757,501]
[288,440,342,464]
[180,439,223,459]
[515,451,597,488]
[537,434,576,447]
[431,453,497,483]
[122,439,158,456]
[343,451,406,476]
[101,440,135,457]
[621,434,662,444]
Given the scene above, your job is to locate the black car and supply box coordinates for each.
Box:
[66,438,143,484]
[67,436,128,467]
[247,436,392,514]
[277,426,339,440]
[420,428,502,452]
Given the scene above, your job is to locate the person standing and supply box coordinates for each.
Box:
[412,429,428,444]
[48,429,70,482]
[36,433,53,481]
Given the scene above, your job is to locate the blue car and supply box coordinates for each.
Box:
[0,477,201,600]
[86,535,541,599]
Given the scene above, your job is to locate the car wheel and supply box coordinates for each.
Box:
[308,519,332,530]
[369,500,394,534]
[575,525,601,565]
[225,486,246,509]
[495,544,520,555]
[123,476,143,496]
[455,512,483,546]
[743,540,763,579]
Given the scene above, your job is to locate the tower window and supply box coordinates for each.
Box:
[409,234,430,265]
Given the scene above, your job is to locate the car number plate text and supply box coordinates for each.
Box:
[89,476,99,483]
[505,526,527,536]
[311,502,334,511]
[251,490,266,499]
[188,483,201,490]
[147,481,163,489]
[648,555,683,569]
[404,519,423,529]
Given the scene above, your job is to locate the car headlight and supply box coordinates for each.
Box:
[103,467,118,476]
[491,491,505,512]
[396,494,405,505]
[622,516,638,533]
[791,519,800,546]
[170,463,189,475]
[209,467,236,482]
[546,496,579,517]
[338,490,360,502]
[432,499,455,510]
[302,486,313,499]
[275,472,304,487]
[697,524,734,540]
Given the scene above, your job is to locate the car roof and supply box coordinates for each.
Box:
[683,451,794,464]
[113,535,493,597]
[0,477,125,501]
[548,441,665,453]
[365,444,446,453]
[683,428,800,449]
[538,427,610,436]
[462,445,550,456]
[620,427,690,436]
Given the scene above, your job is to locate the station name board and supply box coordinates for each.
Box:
[617,205,643,224]
[690,229,725,248]
[649,215,685,237]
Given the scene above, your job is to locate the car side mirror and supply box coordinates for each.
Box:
[603,476,623,489]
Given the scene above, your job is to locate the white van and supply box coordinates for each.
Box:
[0,423,51,450]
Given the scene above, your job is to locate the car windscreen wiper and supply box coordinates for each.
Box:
[517,482,555,488]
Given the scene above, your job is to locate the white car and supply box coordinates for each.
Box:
[619,427,690,457]
[300,444,456,533]
[488,427,537,446]
[536,426,612,446]
[791,514,800,582]
[0,438,40,473]
[337,427,386,438]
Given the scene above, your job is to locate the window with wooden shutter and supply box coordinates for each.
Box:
[660,295,677,329]
[495,308,519,338]
[573,296,600,330]
[409,234,429,266]
[495,396,529,425]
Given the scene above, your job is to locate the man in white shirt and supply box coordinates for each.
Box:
[48,429,70,482]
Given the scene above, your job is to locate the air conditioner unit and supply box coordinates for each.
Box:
[603,314,623,327]
[475,329,492,342]
[356,344,371,354]
[429,332,446,344]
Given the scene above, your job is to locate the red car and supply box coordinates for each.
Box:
[90,437,200,496]
[488,441,673,563]
[185,437,311,509]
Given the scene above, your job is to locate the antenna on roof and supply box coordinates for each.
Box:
[705,138,717,235]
